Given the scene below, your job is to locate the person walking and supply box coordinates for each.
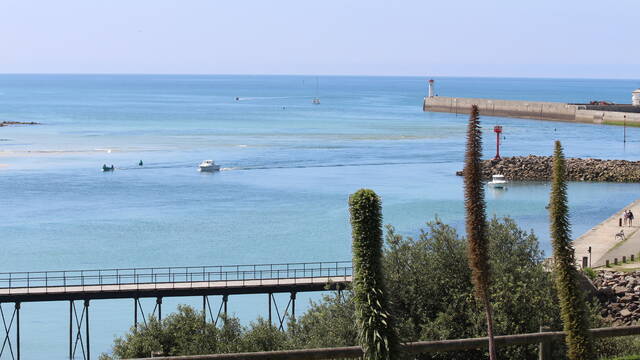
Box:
[629,210,634,227]
[623,210,630,226]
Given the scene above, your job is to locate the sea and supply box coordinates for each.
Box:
[1,74,640,358]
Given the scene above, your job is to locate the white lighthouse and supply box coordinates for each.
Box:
[428,79,435,98]
[633,89,640,106]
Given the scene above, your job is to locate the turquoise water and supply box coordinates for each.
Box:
[1,75,640,358]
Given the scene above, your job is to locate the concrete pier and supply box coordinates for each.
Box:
[423,96,640,125]
[572,199,640,268]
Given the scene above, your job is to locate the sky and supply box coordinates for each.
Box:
[1,0,639,78]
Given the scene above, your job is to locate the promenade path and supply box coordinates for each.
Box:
[572,199,640,267]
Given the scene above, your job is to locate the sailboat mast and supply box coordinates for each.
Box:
[312,77,320,104]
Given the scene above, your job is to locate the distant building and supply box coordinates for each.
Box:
[633,89,640,106]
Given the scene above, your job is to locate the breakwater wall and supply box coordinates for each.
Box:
[424,96,640,125]
[455,155,640,182]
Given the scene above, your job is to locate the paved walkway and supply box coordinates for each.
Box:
[572,199,640,267]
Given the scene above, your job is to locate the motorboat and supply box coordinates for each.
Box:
[488,174,507,188]
[199,160,221,172]
[102,164,115,172]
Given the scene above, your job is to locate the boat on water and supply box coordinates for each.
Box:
[488,174,507,188]
[312,77,320,104]
[199,160,221,172]
[102,164,115,172]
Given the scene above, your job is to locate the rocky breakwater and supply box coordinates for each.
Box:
[455,155,640,182]
[595,271,640,324]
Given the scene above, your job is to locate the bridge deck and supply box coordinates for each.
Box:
[0,261,353,303]
[0,276,352,302]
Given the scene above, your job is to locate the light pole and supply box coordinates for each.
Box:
[624,115,627,144]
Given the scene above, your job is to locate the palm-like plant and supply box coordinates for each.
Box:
[549,140,595,360]
[349,189,399,360]
[464,105,497,359]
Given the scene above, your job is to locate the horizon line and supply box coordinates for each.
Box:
[0,72,639,82]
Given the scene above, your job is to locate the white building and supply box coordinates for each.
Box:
[633,89,640,106]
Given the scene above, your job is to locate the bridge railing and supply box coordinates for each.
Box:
[0,261,352,292]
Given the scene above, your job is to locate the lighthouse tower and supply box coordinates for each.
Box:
[428,79,435,98]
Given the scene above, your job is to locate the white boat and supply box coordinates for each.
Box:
[488,174,507,188]
[312,77,320,104]
[198,160,221,172]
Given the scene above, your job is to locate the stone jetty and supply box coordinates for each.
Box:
[455,155,640,182]
[595,271,640,325]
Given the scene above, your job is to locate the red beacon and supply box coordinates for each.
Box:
[493,125,503,160]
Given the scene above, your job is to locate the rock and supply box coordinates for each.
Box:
[598,286,615,301]
[614,286,628,296]
[620,295,635,303]
[621,309,633,317]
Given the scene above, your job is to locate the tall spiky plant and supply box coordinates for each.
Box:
[549,140,595,360]
[349,189,399,360]
[464,105,497,359]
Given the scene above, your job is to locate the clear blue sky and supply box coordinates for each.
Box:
[1,0,638,78]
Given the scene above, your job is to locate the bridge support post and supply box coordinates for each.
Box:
[223,295,228,320]
[156,297,162,322]
[268,293,272,325]
[85,300,90,360]
[134,297,138,328]
[1,302,21,360]
[202,296,207,328]
[69,301,72,359]
[202,295,229,328]
[15,302,20,360]
[291,292,296,322]
[69,300,89,360]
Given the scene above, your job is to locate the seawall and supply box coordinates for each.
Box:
[423,96,640,125]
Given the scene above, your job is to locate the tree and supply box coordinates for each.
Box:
[463,105,497,359]
[385,218,562,360]
[549,140,595,360]
[349,189,400,360]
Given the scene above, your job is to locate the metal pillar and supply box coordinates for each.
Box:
[269,293,296,330]
[223,295,228,320]
[290,292,296,321]
[15,303,19,360]
[156,297,162,322]
[134,298,138,328]
[0,302,20,360]
[203,295,229,327]
[268,293,272,325]
[70,300,89,360]
[85,300,90,360]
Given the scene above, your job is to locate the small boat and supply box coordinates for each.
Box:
[199,160,221,172]
[312,77,320,104]
[488,174,507,188]
[102,164,115,172]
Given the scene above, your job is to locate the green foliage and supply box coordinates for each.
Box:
[583,267,597,281]
[240,317,290,352]
[100,306,285,359]
[102,215,640,360]
[100,305,244,358]
[463,105,496,359]
[288,291,358,348]
[385,217,562,359]
[349,189,400,360]
[549,141,595,360]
